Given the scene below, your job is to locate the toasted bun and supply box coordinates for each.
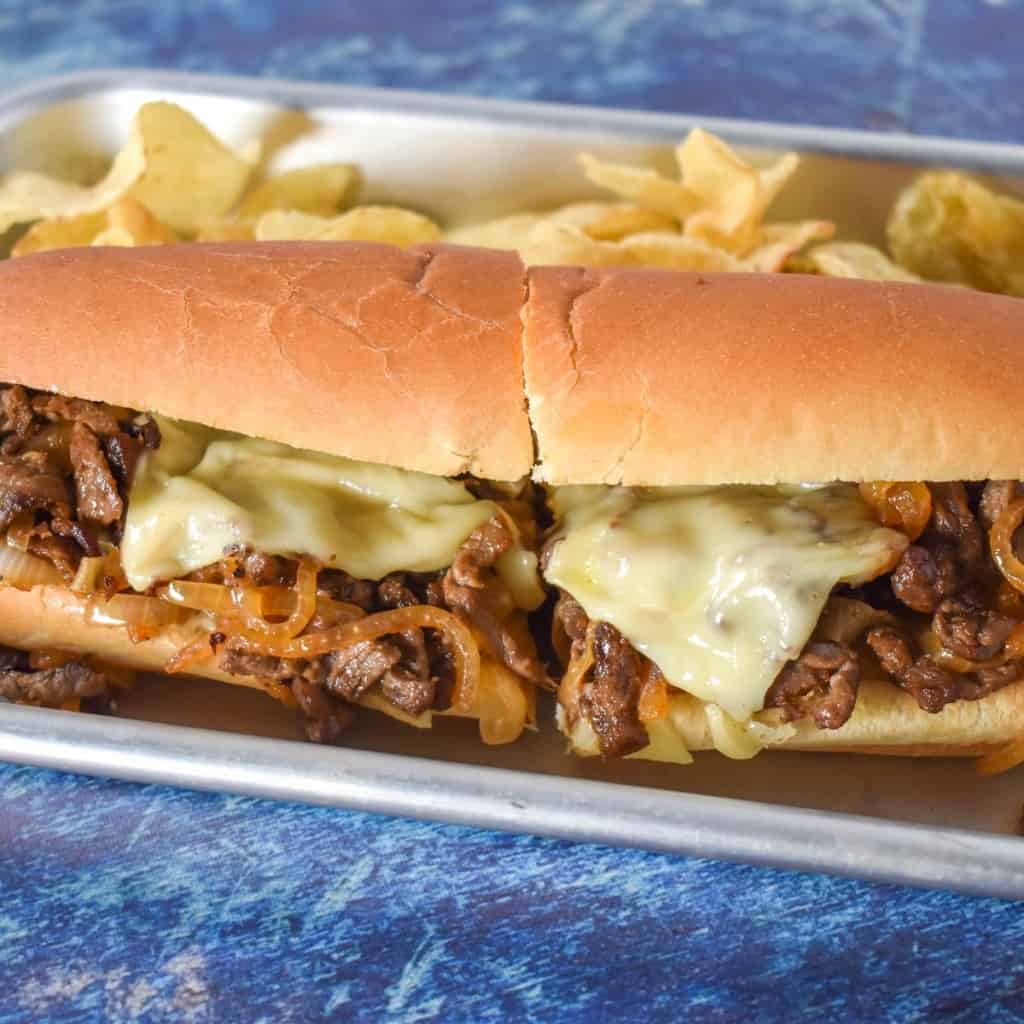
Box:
[0,241,533,480]
[523,268,1024,485]
[644,683,1024,761]
[0,585,431,728]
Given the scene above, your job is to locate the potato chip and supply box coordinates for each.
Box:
[11,210,108,257]
[578,152,699,221]
[127,102,257,234]
[0,101,256,236]
[238,163,360,218]
[522,221,743,271]
[580,203,677,241]
[255,206,441,248]
[102,197,176,246]
[741,220,834,272]
[679,129,801,253]
[803,241,923,282]
[446,213,543,251]
[887,172,1024,296]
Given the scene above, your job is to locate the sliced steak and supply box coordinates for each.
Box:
[1,385,35,441]
[890,543,959,613]
[31,394,120,436]
[0,451,71,530]
[932,595,1016,662]
[765,641,860,730]
[69,422,123,525]
[320,639,401,702]
[291,676,354,743]
[582,622,648,758]
[0,661,109,706]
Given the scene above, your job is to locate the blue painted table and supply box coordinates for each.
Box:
[2,3,1024,1021]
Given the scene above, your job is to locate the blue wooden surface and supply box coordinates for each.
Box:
[1,2,1024,1021]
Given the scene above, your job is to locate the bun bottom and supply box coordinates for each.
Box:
[652,681,1024,760]
[0,584,431,727]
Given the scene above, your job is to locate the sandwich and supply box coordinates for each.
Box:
[523,266,1024,770]
[4,240,1024,771]
[0,241,548,744]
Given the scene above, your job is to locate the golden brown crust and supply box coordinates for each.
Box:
[0,241,533,480]
[661,680,1024,758]
[523,267,1024,485]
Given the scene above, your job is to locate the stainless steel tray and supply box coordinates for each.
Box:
[2,69,1024,898]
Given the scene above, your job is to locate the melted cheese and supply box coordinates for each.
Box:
[122,416,540,598]
[545,484,906,722]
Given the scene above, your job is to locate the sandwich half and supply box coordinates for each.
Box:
[0,241,548,744]
[523,266,1024,767]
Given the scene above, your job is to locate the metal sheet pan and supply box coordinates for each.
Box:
[1,69,1023,898]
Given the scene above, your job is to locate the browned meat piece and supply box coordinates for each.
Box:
[0,451,71,530]
[69,422,123,524]
[890,544,959,613]
[554,592,589,645]
[866,625,914,678]
[51,516,101,557]
[127,416,162,450]
[316,568,376,611]
[976,662,1022,690]
[931,482,984,571]
[0,661,109,707]
[443,516,548,685]
[898,657,971,713]
[291,676,354,743]
[103,432,144,486]
[450,516,514,588]
[319,639,401,702]
[1,385,35,440]
[219,643,294,682]
[31,394,120,436]
[583,622,649,758]
[27,524,81,580]
[979,481,1021,530]
[932,595,1016,661]
[380,667,436,716]
[764,641,860,730]
[377,574,420,609]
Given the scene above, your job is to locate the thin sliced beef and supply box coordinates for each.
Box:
[582,622,648,758]
[318,568,375,611]
[764,641,860,729]
[291,676,354,743]
[979,481,1021,530]
[69,421,123,525]
[0,661,109,706]
[51,516,101,557]
[31,395,120,436]
[890,544,958,613]
[319,639,401,702]
[26,523,80,579]
[932,594,1015,662]
[0,451,71,530]
[443,517,548,686]
[931,482,984,572]
[1,385,35,441]
[103,432,144,487]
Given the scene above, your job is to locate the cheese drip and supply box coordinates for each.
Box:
[546,485,906,722]
[122,415,542,602]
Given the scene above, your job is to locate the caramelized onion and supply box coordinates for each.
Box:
[476,660,529,745]
[85,593,190,635]
[165,635,216,675]
[637,664,669,723]
[859,481,932,540]
[237,605,480,715]
[0,545,65,590]
[990,498,1024,595]
[558,624,595,721]
[921,622,1024,674]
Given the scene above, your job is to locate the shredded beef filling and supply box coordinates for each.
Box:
[556,479,1024,755]
[0,384,157,576]
[207,515,545,743]
[0,645,111,707]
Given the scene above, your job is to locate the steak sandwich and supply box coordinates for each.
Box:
[522,267,1024,768]
[0,242,548,744]
[3,241,1024,769]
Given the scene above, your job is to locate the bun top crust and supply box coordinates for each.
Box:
[0,241,533,480]
[523,267,1024,485]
